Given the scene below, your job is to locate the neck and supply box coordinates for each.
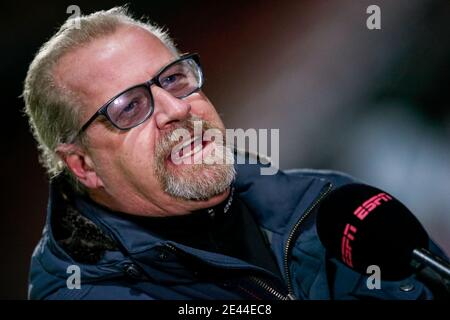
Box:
[87,186,231,217]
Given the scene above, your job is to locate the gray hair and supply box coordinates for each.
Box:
[22,6,178,191]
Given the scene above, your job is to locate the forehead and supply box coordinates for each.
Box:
[54,25,176,111]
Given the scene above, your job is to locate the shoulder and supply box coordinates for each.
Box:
[283,168,360,188]
[234,148,359,189]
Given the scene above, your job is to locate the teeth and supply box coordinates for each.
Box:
[181,142,202,159]
[174,135,203,159]
[180,136,198,149]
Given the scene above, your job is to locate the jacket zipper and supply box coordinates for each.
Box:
[164,182,332,301]
[248,183,333,300]
[283,182,333,297]
[247,276,295,300]
[164,243,293,300]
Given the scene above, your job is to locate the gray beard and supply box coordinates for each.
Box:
[154,116,236,201]
[162,157,236,201]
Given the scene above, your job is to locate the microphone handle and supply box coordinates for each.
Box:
[411,248,450,299]
[412,248,450,279]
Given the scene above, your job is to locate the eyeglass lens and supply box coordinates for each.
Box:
[105,57,201,129]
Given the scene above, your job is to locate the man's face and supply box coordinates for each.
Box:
[55,25,234,216]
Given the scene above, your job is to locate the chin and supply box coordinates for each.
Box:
[155,133,236,202]
[159,161,235,202]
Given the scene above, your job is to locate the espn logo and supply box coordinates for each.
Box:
[354,193,392,221]
[341,223,357,268]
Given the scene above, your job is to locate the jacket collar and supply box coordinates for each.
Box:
[62,156,329,253]
[41,153,330,284]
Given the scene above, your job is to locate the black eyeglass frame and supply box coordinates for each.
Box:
[75,53,203,137]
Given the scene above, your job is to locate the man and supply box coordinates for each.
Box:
[23,7,444,300]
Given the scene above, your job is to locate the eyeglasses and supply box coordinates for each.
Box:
[75,53,203,137]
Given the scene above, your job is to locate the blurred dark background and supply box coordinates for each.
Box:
[1,0,449,299]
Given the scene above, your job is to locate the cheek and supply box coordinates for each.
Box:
[86,128,123,172]
[119,122,158,170]
[90,122,158,178]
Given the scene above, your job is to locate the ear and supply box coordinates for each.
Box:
[56,143,104,189]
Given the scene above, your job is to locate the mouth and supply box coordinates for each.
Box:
[176,135,203,159]
[168,131,214,165]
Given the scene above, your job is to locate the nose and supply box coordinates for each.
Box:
[152,86,191,130]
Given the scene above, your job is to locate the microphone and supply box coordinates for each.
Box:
[315,183,450,292]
